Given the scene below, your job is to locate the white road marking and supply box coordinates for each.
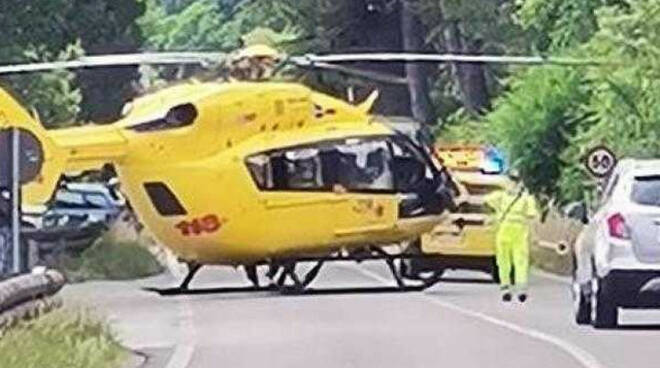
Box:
[164,259,196,368]
[355,267,606,368]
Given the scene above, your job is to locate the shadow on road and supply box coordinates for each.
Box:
[142,284,429,297]
[438,277,494,285]
[616,324,660,331]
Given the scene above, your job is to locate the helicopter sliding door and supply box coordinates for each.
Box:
[245,136,401,253]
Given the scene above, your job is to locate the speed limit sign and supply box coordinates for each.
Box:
[585,146,616,178]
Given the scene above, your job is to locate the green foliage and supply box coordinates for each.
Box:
[488,67,591,202]
[140,0,230,50]
[4,43,84,127]
[0,0,145,125]
[482,0,660,205]
[436,108,493,144]
[61,235,163,282]
[139,0,313,52]
[0,310,125,368]
[417,0,530,119]
[558,0,660,200]
[517,0,608,51]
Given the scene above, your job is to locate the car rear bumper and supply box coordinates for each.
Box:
[605,270,660,308]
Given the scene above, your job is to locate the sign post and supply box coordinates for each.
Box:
[11,127,20,274]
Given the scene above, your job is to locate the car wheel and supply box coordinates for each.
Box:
[590,276,618,329]
[572,281,591,325]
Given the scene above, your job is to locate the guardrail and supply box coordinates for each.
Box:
[0,269,65,330]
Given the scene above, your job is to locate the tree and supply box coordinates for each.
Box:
[416,0,528,118]
[517,0,626,52]
[0,0,145,125]
[559,0,660,200]
[66,0,146,123]
[480,0,660,204]
[140,0,440,122]
[2,43,84,128]
[488,67,591,203]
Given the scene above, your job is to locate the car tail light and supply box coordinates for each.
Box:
[607,213,630,239]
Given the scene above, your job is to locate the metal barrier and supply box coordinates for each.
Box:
[0,269,65,330]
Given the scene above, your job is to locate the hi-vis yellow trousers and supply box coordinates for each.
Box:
[495,222,530,287]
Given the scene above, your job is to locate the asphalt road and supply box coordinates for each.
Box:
[64,262,660,368]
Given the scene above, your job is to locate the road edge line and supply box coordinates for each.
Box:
[355,267,605,368]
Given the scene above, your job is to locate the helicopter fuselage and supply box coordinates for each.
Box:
[6,81,451,265]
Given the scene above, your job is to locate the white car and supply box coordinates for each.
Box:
[573,159,660,328]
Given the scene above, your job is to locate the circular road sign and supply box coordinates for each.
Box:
[585,146,616,178]
[0,128,44,187]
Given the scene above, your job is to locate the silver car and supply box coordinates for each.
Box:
[573,159,660,328]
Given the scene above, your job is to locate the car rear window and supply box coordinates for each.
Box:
[631,175,660,206]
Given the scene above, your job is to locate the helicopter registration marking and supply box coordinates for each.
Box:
[175,214,224,236]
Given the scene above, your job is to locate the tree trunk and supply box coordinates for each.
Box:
[401,0,434,124]
[330,0,410,116]
[442,20,490,115]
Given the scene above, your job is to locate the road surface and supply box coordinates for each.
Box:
[64,262,660,368]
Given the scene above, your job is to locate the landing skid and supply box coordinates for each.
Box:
[144,284,427,296]
[143,285,276,296]
[147,248,444,296]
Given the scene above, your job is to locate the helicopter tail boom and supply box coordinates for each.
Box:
[0,87,127,204]
[48,125,127,172]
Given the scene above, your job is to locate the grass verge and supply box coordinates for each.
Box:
[59,235,164,282]
[0,310,126,368]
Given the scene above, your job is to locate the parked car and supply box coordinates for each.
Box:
[41,181,125,228]
[572,159,660,328]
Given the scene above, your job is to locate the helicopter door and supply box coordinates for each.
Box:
[389,136,448,218]
[325,138,398,239]
[246,138,399,250]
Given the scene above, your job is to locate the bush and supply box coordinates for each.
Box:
[435,108,494,145]
[0,310,125,368]
[60,236,163,282]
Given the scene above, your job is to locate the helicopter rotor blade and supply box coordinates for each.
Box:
[0,52,226,75]
[297,61,408,85]
[291,53,614,67]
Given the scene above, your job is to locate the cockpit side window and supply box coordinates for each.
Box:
[333,139,394,192]
[275,148,325,190]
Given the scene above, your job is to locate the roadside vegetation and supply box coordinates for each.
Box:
[440,0,660,207]
[6,0,656,207]
[0,310,125,368]
[57,235,164,282]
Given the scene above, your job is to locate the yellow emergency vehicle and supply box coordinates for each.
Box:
[407,145,511,280]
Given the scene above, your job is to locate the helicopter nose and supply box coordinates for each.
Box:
[437,186,456,213]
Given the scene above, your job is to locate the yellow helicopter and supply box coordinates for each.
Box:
[0,45,602,293]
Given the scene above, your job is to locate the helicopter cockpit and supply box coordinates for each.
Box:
[245,134,451,219]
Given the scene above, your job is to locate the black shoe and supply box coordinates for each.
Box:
[518,293,527,303]
[502,292,512,302]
